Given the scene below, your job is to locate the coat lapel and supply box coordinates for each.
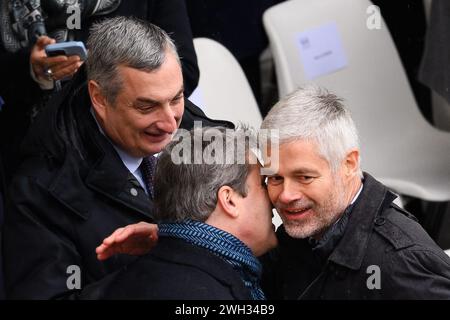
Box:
[328,173,396,270]
[85,150,155,221]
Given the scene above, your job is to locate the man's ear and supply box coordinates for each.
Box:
[88,80,108,121]
[342,149,360,178]
[216,185,240,219]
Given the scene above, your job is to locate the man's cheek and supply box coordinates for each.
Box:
[267,188,278,205]
[175,104,184,121]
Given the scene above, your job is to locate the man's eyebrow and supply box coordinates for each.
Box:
[291,168,320,175]
[173,87,184,98]
[134,87,184,105]
[135,97,159,105]
[265,168,320,177]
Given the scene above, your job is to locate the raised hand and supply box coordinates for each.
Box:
[30,36,83,82]
[96,222,159,261]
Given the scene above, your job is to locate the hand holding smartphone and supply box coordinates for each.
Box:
[43,41,87,87]
[45,41,87,60]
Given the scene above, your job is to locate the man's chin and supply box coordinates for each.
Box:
[282,217,329,239]
[283,222,313,239]
[141,139,172,156]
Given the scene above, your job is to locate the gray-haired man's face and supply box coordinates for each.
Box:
[265,140,348,239]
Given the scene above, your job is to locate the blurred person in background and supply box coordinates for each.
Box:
[0,0,199,182]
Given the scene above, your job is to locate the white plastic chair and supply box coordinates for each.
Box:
[189,38,262,130]
[263,0,450,202]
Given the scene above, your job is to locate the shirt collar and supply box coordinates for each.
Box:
[112,146,143,174]
[350,182,364,205]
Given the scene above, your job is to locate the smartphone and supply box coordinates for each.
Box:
[45,41,87,60]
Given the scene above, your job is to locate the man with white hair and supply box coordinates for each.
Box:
[96,86,450,299]
[260,86,450,299]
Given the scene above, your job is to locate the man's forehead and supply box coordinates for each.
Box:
[262,139,328,174]
[117,66,183,98]
[262,139,320,156]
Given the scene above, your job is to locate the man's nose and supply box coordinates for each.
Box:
[156,106,179,133]
[277,181,302,204]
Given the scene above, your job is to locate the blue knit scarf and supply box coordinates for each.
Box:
[158,220,266,300]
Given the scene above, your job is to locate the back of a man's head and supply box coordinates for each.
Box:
[86,16,179,104]
[153,126,258,223]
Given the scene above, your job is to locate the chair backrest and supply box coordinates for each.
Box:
[263,0,450,199]
[263,0,427,133]
[189,38,262,130]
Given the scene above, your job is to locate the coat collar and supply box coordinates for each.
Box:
[327,172,397,270]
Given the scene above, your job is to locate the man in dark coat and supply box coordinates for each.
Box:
[2,16,230,300]
[82,127,278,300]
[259,86,450,299]
[262,172,450,299]
[0,0,199,181]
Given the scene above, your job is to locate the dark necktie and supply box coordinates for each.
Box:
[139,156,157,198]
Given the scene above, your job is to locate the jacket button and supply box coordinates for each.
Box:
[374,217,386,226]
[130,188,138,196]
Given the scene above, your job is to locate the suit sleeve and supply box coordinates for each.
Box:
[2,175,83,299]
[2,174,118,300]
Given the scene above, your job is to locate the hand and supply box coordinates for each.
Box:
[30,36,84,82]
[96,222,159,261]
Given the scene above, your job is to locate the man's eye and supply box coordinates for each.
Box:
[170,96,183,105]
[136,104,156,112]
[267,176,283,185]
[299,176,314,183]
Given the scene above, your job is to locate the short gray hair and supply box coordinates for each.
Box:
[86,16,179,104]
[153,126,257,223]
[261,86,362,175]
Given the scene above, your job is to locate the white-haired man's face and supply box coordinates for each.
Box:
[265,140,351,240]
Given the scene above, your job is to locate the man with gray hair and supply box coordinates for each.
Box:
[98,85,450,299]
[3,16,230,299]
[84,126,277,299]
[260,85,450,299]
